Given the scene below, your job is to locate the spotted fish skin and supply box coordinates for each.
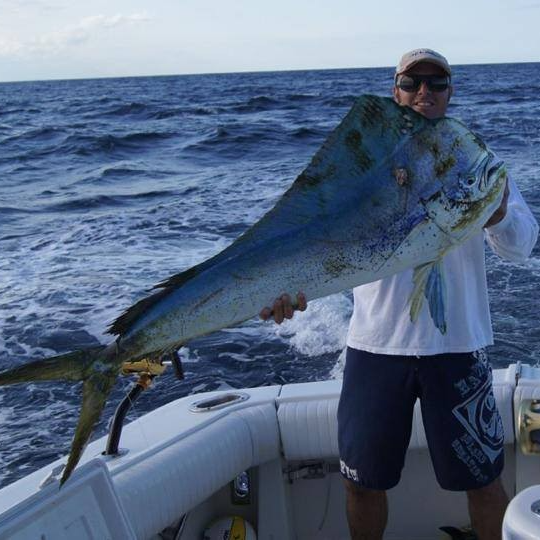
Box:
[114,95,505,356]
[0,95,506,484]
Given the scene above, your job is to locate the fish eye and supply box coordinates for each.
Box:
[466,175,476,186]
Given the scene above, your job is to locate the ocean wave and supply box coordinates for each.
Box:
[100,166,150,178]
[96,101,214,121]
[44,188,178,212]
[185,124,283,153]
[1,126,65,145]
[286,93,320,102]
[62,130,176,155]
[105,102,148,117]
[288,126,325,139]
[152,106,214,119]
[472,98,505,105]
[230,95,280,113]
[0,107,41,116]
[0,206,36,215]
[45,194,124,211]
[504,96,533,104]
[274,293,351,357]
[324,95,357,107]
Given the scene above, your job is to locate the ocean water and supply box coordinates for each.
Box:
[0,63,539,487]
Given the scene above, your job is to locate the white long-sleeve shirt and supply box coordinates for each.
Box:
[346,177,539,355]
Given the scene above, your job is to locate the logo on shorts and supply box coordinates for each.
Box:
[340,459,359,482]
[452,378,504,463]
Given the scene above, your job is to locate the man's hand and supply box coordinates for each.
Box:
[259,292,307,324]
[484,180,509,228]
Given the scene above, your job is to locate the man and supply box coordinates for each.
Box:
[260,49,538,540]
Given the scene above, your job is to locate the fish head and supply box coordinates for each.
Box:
[418,121,507,243]
[449,151,506,204]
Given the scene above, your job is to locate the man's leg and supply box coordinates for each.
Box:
[344,479,387,540]
[467,477,509,540]
[338,349,417,539]
[418,350,507,538]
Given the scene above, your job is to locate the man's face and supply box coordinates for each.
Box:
[393,62,453,119]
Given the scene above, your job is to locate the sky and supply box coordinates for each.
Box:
[0,0,539,82]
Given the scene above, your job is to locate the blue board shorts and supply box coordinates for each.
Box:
[337,347,504,491]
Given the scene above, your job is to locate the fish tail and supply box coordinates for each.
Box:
[0,345,106,384]
[60,360,120,485]
[0,343,122,486]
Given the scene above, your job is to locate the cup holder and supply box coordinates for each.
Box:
[189,392,249,412]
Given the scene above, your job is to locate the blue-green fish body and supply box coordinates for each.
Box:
[118,95,505,357]
[0,95,506,483]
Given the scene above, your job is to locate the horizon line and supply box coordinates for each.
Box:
[1,59,538,85]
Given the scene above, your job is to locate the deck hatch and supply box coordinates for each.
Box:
[189,392,250,412]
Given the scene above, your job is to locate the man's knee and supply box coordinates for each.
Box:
[343,478,386,498]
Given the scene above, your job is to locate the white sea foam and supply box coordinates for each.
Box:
[177,346,201,364]
[274,292,352,357]
[218,352,255,363]
[0,406,14,424]
[190,380,234,394]
[329,348,347,380]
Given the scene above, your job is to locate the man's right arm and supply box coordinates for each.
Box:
[484,177,539,262]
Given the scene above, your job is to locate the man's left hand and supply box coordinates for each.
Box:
[484,180,509,228]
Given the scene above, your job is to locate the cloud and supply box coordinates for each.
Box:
[0,0,64,14]
[78,13,151,30]
[516,1,540,7]
[0,37,23,56]
[0,12,150,56]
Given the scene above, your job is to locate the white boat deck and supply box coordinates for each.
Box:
[0,363,539,539]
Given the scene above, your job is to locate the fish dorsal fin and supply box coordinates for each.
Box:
[409,259,447,334]
[109,264,209,335]
[110,95,428,336]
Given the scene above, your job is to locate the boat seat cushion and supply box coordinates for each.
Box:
[277,379,514,460]
[113,403,280,540]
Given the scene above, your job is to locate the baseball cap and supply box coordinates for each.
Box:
[395,48,451,77]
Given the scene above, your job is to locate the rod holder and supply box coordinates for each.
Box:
[103,375,152,456]
[518,399,540,455]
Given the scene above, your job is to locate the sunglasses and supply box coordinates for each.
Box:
[396,74,450,93]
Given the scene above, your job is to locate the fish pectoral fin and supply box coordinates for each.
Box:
[409,262,433,323]
[409,259,447,335]
[425,259,447,335]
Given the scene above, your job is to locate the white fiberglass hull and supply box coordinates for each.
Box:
[1,363,540,540]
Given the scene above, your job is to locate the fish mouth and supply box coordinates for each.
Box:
[443,152,503,203]
[487,158,505,178]
[479,154,505,192]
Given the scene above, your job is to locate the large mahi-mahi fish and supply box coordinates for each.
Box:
[0,95,506,484]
